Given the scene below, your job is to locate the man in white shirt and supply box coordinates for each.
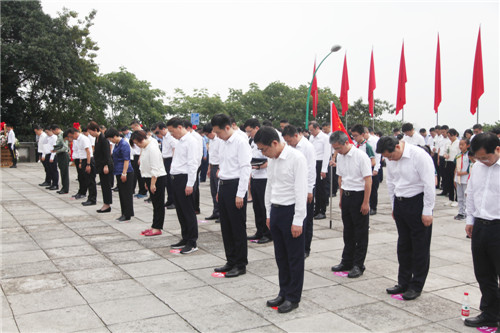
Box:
[437,125,451,195]
[34,125,51,186]
[42,127,59,190]
[443,128,460,205]
[211,114,252,278]
[330,131,372,279]
[167,117,199,254]
[186,121,203,215]
[255,126,307,314]
[308,121,331,220]
[364,127,381,215]
[282,125,316,258]
[130,120,148,198]
[5,124,17,168]
[402,123,426,147]
[244,119,272,244]
[464,133,500,328]
[471,124,484,140]
[203,123,222,221]
[154,122,177,210]
[376,136,435,301]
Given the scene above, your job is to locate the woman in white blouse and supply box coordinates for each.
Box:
[130,130,167,236]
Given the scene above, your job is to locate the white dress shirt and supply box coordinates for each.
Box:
[403,133,426,146]
[43,134,57,160]
[250,140,267,179]
[208,136,222,165]
[437,136,450,157]
[385,143,436,216]
[218,131,252,198]
[234,128,248,141]
[170,132,199,187]
[139,139,167,178]
[131,143,141,156]
[294,136,316,194]
[161,132,177,158]
[72,138,80,160]
[265,145,308,226]
[76,134,93,159]
[336,146,373,191]
[190,130,204,167]
[7,130,15,145]
[466,158,500,225]
[309,131,331,173]
[87,134,96,148]
[445,139,460,162]
[37,132,47,153]
[367,134,381,172]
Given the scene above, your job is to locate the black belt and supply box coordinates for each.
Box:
[476,218,500,225]
[210,164,219,167]
[271,203,294,208]
[395,193,424,201]
[219,178,239,185]
[170,174,186,180]
[343,190,363,197]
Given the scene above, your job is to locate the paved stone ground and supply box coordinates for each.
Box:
[0,163,485,332]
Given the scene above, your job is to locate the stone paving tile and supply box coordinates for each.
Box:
[276,312,368,332]
[37,236,88,249]
[1,272,69,295]
[76,279,150,303]
[303,285,379,311]
[168,252,226,270]
[53,255,114,271]
[105,249,162,265]
[1,316,19,333]
[2,295,13,318]
[7,286,86,315]
[45,244,100,259]
[213,274,279,301]
[93,240,145,253]
[64,266,130,285]
[155,285,234,313]
[136,271,206,294]
[1,249,49,266]
[118,259,183,278]
[107,314,197,333]
[1,260,60,279]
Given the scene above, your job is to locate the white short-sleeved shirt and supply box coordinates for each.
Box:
[336,146,373,191]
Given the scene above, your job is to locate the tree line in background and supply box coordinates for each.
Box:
[2,1,497,142]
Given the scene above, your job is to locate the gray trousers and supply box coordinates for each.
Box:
[456,183,467,216]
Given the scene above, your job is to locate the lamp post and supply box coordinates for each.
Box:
[305,45,342,128]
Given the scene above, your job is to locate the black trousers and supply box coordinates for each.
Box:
[131,155,147,195]
[193,165,201,212]
[304,195,315,254]
[444,161,456,201]
[330,166,339,195]
[370,174,380,211]
[162,157,174,205]
[314,161,328,215]
[471,219,500,322]
[57,152,69,192]
[219,179,248,268]
[438,156,447,193]
[98,170,113,205]
[209,164,219,216]
[378,165,384,183]
[145,176,166,230]
[171,174,198,246]
[340,191,369,268]
[432,154,440,187]
[116,173,134,218]
[81,159,97,202]
[393,193,432,292]
[250,178,271,239]
[8,143,17,166]
[40,153,50,183]
[200,156,209,182]
[47,155,59,187]
[270,204,304,303]
[75,159,86,195]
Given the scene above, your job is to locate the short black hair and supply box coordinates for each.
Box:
[397,133,404,140]
[254,126,280,146]
[376,136,400,154]
[262,120,273,127]
[87,121,99,132]
[33,124,43,130]
[441,125,449,130]
[184,120,193,128]
[448,128,458,137]
[401,123,413,132]
[464,129,473,137]
[105,128,120,139]
[211,114,231,129]
[129,130,148,146]
[49,124,60,131]
[243,118,260,129]
[202,123,213,133]
[419,128,426,134]
[62,128,72,138]
[430,127,435,132]
[491,127,500,135]
[229,116,237,125]
[367,127,373,133]
[393,128,400,133]
[351,124,365,135]
[309,121,320,129]
[166,117,186,128]
[155,122,166,130]
[5,123,13,128]
[81,126,88,132]
[321,122,330,128]
[434,125,441,130]
[279,119,289,123]
[282,125,298,137]
[472,124,483,130]
[470,132,499,154]
[121,126,129,132]
[375,130,384,137]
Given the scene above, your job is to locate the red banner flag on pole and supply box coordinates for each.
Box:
[396,42,407,115]
[470,27,484,116]
[368,49,376,118]
[311,60,318,118]
[434,35,442,114]
[340,54,349,116]
[331,101,353,144]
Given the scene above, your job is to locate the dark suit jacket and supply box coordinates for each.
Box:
[94,133,113,173]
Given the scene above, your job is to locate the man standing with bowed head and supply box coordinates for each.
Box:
[308,121,331,220]
[255,126,308,313]
[211,114,252,278]
[463,133,500,328]
[376,136,435,300]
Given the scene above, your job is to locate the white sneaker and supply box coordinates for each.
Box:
[444,202,451,206]
[451,202,458,207]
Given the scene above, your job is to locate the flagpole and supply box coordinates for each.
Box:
[477,101,479,124]
[305,45,341,128]
[436,112,438,126]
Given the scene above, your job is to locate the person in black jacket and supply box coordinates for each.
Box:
[88,121,114,213]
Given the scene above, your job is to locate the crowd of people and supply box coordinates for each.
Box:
[5,116,499,322]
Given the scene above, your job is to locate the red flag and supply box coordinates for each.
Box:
[331,101,353,144]
[368,49,376,118]
[340,54,349,116]
[311,60,318,118]
[396,42,407,115]
[470,27,484,115]
[434,34,441,114]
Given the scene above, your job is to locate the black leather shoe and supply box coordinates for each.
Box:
[369,209,377,215]
[402,289,421,300]
[278,300,299,313]
[116,215,131,222]
[314,213,326,220]
[348,266,363,278]
[386,284,407,294]
[205,214,219,220]
[257,236,272,244]
[112,187,119,192]
[58,191,68,194]
[215,219,220,223]
[437,192,448,196]
[225,267,246,278]
[247,234,261,241]
[74,194,86,200]
[81,201,96,206]
[165,204,175,210]
[96,207,111,213]
[464,313,499,327]
[214,264,233,273]
[304,252,310,259]
[49,186,59,190]
[331,263,352,272]
[39,182,50,187]
[266,296,285,307]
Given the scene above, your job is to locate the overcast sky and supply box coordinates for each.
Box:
[41,0,499,133]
